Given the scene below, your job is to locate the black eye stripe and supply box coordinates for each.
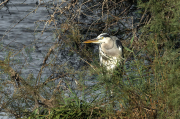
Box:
[100,34,110,37]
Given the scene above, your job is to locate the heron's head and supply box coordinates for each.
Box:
[83,33,111,44]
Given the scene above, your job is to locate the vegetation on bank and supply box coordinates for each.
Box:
[0,0,180,118]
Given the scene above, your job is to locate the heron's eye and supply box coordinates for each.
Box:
[101,37,104,39]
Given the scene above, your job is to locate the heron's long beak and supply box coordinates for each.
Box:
[83,39,100,43]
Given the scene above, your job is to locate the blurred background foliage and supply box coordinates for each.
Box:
[0,0,180,118]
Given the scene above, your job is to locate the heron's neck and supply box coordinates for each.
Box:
[101,39,114,50]
[100,39,120,57]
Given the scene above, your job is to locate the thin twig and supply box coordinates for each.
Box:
[0,0,9,6]
[80,57,97,72]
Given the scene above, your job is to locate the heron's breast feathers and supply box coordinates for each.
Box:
[99,47,122,70]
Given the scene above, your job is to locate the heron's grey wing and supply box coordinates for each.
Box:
[116,40,124,58]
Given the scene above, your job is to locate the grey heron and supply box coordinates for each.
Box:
[83,33,123,71]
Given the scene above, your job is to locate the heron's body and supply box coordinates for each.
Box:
[83,33,123,71]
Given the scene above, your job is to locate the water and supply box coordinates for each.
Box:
[0,0,55,118]
[0,0,56,76]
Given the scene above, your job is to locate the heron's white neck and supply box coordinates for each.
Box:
[100,38,120,57]
[101,37,114,50]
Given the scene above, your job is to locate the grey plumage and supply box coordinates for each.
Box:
[83,33,123,71]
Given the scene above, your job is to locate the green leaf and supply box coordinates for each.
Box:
[124,46,133,52]
[130,35,134,46]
